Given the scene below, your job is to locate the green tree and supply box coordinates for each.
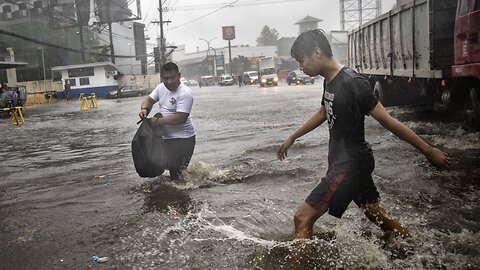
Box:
[256,25,280,46]
[230,55,251,74]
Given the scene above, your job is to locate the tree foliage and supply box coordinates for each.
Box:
[256,25,280,46]
[230,55,251,74]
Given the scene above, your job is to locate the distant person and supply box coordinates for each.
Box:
[0,83,7,94]
[276,30,450,246]
[138,62,196,180]
[64,82,71,101]
[116,86,122,103]
[238,74,243,87]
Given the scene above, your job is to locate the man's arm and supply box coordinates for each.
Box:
[276,106,327,161]
[139,96,156,117]
[153,112,189,125]
[369,102,451,169]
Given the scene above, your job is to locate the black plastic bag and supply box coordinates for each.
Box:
[131,117,168,177]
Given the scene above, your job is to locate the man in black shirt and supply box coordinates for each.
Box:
[276,30,450,241]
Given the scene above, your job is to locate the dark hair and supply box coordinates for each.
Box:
[161,62,180,74]
[291,29,332,61]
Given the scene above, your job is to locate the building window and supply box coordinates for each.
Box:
[65,79,76,86]
[79,77,90,86]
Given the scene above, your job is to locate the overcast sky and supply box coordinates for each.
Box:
[141,0,396,53]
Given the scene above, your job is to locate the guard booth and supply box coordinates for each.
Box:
[51,62,120,99]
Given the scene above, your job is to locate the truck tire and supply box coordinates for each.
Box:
[465,88,480,131]
[374,80,393,107]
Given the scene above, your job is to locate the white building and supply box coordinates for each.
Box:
[171,44,277,77]
[173,45,277,65]
[51,62,120,98]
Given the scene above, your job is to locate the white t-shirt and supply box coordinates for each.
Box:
[149,83,196,139]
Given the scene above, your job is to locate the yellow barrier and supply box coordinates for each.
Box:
[26,93,47,105]
[80,97,90,111]
[89,94,99,109]
[80,95,99,111]
[46,93,55,103]
[78,93,84,101]
[1,106,25,125]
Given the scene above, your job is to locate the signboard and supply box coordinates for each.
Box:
[222,26,235,40]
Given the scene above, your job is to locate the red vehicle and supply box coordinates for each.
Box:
[348,0,480,130]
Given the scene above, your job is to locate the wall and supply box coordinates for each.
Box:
[117,74,161,91]
[17,80,62,93]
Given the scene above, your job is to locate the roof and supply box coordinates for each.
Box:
[176,56,207,66]
[0,61,28,70]
[51,62,119,71]
[295,15,322,24]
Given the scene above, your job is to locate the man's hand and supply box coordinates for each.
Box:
[276,137,295,161]
[425,147,451,170]
[139,108,148,118]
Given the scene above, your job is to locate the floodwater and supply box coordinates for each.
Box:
[0,83,479,270]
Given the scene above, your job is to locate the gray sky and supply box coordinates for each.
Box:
[142,0,396,53]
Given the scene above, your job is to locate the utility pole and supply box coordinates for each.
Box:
[152,1,171,75]
[228,40,232,76]
[74,0,85,63]
[107,0,115,64]
[159,0,166,66]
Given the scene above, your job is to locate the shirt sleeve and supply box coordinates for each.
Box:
[149,85,160,102]
[354,77,378,115]
[176,91,193,113]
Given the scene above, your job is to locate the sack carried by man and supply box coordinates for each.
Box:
[131,117,168,177]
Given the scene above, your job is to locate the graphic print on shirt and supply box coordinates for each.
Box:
[324,91,336,129]
[169,97,177,105]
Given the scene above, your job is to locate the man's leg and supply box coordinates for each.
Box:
[165,136,195,180]
[294,202,328,239]
[361,202,410,238]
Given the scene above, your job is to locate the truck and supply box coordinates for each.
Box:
[348,0,480,130]
[257,57,279,87]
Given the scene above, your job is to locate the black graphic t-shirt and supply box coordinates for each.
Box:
[321,67,378,168]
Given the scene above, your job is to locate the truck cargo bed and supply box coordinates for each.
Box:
[348,0,457,79]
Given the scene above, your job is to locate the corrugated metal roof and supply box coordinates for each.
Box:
[51,62,119,71]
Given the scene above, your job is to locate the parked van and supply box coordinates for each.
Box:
[200,76,214,87]
[218,74,234,86]
[243,71,259,85]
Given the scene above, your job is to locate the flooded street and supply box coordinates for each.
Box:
[1,83,479,270]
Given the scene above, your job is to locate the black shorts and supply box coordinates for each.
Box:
[164,135,195,178]
[305,157,380,218]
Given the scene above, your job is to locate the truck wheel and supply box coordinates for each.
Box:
[464,88,480,131]
[374,80,392,106]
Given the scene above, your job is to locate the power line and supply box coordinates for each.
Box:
[169,0,241,30]
[170,0,310,11]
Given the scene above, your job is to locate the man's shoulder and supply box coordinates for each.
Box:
[341,67,366,82]
[177,84,193,96]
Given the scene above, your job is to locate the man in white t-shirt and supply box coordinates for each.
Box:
[138,62,196,180]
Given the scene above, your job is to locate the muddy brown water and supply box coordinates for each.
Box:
[1,84,479,269]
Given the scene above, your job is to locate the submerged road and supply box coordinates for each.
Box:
[0,83,479,269]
